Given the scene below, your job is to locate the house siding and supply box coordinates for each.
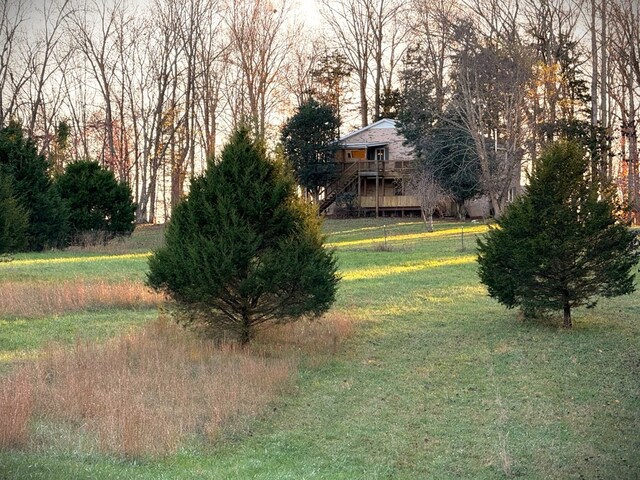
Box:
[341,123,415,164]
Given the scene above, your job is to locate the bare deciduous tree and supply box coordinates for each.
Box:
[321,0,408,126]
[67,0,125,172]
[450,2,532,217]
[226,0,296,140]
[0,0,29,126]
[310,48,353,135]
[408,168,449,232]
[407,0,461,115]
[369,0,407,122]
[24,0,72,142]
[610,0,640,220]
[522,0,585,162]
[320,0,372,127]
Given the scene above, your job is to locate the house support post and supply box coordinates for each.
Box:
[358,173,362,217]
[375,156,379,217]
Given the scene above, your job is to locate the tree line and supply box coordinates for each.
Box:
[0,121,135,253]
[397,0,640,221]
[1,0,639,222]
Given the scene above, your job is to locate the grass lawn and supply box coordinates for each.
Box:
[1,218,638,479]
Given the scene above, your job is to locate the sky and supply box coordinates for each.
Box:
[294,0,323,29]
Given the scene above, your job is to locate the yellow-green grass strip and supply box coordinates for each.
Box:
[342,255,476,281]
[1,252,151,267]
[326,225,489,248]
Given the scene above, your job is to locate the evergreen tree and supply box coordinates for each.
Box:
[407,113,482,218]
[397,54,482,217]
[310,50,352,135]
[477,141,640,328]
[56,160,136,244]
[0,122,68,250]
[0,172,28,253]
[147,128,339,344]
[377,86,402,121]
[434,122,481,217]
[281,98,340,203]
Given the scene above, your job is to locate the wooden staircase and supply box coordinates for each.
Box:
[318,163,359,214]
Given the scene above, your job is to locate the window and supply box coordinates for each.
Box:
[376,148,385,162]
[346,150,353,159]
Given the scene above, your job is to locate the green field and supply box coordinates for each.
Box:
[1,219,638,479]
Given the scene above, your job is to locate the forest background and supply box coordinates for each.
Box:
[1,0,638,222]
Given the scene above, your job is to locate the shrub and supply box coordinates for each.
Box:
[477,141,640,327]
[148,128,339,344]
[56,160,136,244]
[335,191,359,218]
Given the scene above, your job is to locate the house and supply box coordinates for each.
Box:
[320,118,420,217]
[320,118,520,218]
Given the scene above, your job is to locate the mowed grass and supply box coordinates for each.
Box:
[1,218,639,478]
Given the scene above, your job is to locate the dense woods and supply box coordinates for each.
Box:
[1,0,639,223]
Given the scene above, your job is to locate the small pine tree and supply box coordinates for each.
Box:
[0,122,68,250]
[0,172,28,253]
[56,160,136,244]
[147,128,339,344]
[477,141,640,328]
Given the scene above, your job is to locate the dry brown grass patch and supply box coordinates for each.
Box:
[0,280,162,318]
[0,370,33,449]
[0,313,352,457]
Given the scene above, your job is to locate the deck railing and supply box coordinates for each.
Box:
[337,160,415,177]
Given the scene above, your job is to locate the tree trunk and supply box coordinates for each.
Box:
[590,0,599,180]
[421,210,432,232]
[628,74,639,220]
[591,0,598,128]
[171,165,186,211]
[563,302,572,328]
[239,314,252,345]
[600,0,608,184]
[360,76,369,127]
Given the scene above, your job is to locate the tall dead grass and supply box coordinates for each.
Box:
[0,370,33,449]
[0,280,162,318]
[0,314,352,457]
[257,312,355,361]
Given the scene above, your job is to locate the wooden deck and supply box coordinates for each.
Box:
[337,160,414,178]
[359,195,420,209]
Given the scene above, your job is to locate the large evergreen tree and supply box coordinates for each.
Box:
[397,55,482,217]
[56,160,136,244]
[477,141,639,328]
[400,112,482,218]
[281,98,340,203]
[147,128,339,344]
[0,171,28,254]
[0,122,68,250]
